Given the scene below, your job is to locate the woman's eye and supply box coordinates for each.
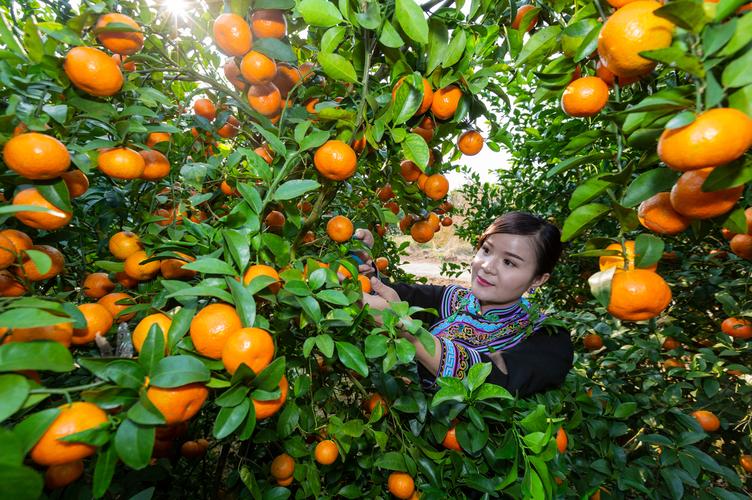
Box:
[504,259,515,267]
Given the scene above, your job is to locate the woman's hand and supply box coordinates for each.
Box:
[353,228,374,248]
[358,278,400,326]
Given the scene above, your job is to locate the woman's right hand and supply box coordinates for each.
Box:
[353,228,374,248]
[358,278,401,326]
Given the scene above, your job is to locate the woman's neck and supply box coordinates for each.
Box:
[479,298,521,314]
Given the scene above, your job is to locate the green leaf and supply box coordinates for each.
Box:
[150,355,210,388]
[516,26,561,65]
[252,37,297,63]
[374,451,407,471]
[719,12,752,57]
[228,279,256,328]
[640,47,704,77]
[104,360,147,390]
[335,341,368,377]
[114,418,154,470]
[0,465,42,499]
[315,289,350,306]
[729,85,752,117]
[665,111,697,129]
[443,29,467,68]
[613,401,639,419]
[392,75,422,125]
[181,257,237,276]
[425,19,448,74]
[316,334,335,358]
[395,0,429,44]
[354,1,380,29]
[321,26,346,53]
[546,153,611,178]
[561,203,610,241]
[621,168,680,207]
[401,133,429,168]
[465,362,491,392]
[36,179,72,213]
[380,20,404,49]
[634,234,665,269]
[298,129,329,151]
[475,383,513,401]
[0,375,29,423]
[654,1,708,33]
[167,304,196,353]
[317,52,357,83]
[254,357,285,391]
[703,159,752,190]
[568,177,613,210]
[722,48,752,88]
[0,341,74,372]
[276,401,299,437]
[138,325,165,373]
[0,308,72,329]
[364,335,388,358]
[716,0,749,20]
[213,398,250,439]
[298,0,344,27]
[273,180,320,201]
[431,379,466,406]
[92,444,117,498]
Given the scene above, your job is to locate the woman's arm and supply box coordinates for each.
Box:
[397,329,442,375]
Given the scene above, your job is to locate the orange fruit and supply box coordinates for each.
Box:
[240,50,277,84]
[637,192,690,235]
[669,167,744,219]
[220,180,239,196]
[64,46,123,96]
[17,244,64,281]
[607,269,672,321]
[264,210,286,232]
[277,476,294,486]
[512,4,538,31]
[95,13,144,55]
[72,303,113,345]
[0,229,31,266]
[30,402,108,466]
[561,76,609,117]
[662,337,681,350]
[607,0,640,6]
[194,98,217,121]
[441,216,452,227]
[431,85,462,120]
[583,334,603,351]
[375,257,389,271]
[124,250,161,281]
[254,374,288,419]
[388,472,415,499]
[12,187,72,230]
[411,126,433,143]
[224,59,247,90]
[730,234,752,260]
[326,215,354,243]
[98,147,146,179]
[423,173,449,200]
[556,428,568,453]
[3,132,70,180]
[305,97,319,114]
[154,207,185,226]
[221,327,275,375]
[0,270,27,297]
[442,426,462,451]
[180,440,206,459]
[457,130,483,155]
[314,140,357,181]
[366,393,388,413]
[314,440,339,465]
[691,410,720,432]
[146,131,171,148]
[251,10,287,38]
[740,455,752,473]
[217,115,241,138]
[721,317,752,339]
[112,53,136,71]
[139,150,171,181]
[45,460,84,489]
[0,234,16,269]
[597,1,674,78]
[658,108,752,172]
[357,274,372,293]
[247,82,282,116]
[243,264,281,293]
[61,170,89,198]
[411,221,434,243]
[599,241,658,272]
[147,383,209,425]
[400,160,422,182]
[427,212,441,232]
[109,231,142,260]
[97,292,136,322]
[6,322,73,347]
[663,358,685,370]
[160,252,197,280]
[213,13,253,57]
[132,313,172,352]
[392,76,433,115]
[255,145,274,164]
[377,184,395,202]
[115,271,138,289]
[190,303,242,359]
[271,453,295,479]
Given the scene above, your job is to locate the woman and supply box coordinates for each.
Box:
[355,211,573,397]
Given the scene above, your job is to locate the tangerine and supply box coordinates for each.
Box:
[326,215,354,243]
[213,13,253,57]
[607,269,672,321]
[147,383,209,425]
[190,303,242,359]
[13,187,72,230]
[132,313,172,352]
[221,327,275,375]
[637,192,690,235]
[561,76,610,117]
[64,46,123,96]
[3,133,70,180]
[72,303,113,345]
[95,13,144,55]
[98,147,145,180]
[669,167,744,219]
[30,402,108,466]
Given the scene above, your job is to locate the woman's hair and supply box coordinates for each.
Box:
[476,212,563,276]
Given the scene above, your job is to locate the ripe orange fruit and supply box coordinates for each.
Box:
[392,76,433,115]
[423,173,449,200]
[220,180,239,196]
[315,440,339,465]
[254,374,288,419]
[427,212,441,232]
[247,83,282,116]
[146,131,171,148]
[217,115,241,138]
[271,453,295,479]
[132,313,172,352]
[0,235,17,270]
[264,210,286,232]
[411,220,434,243]
[663,358,685,370]
[221,327,275,375]
[240,50,277,84]
[607,0,640,6]
[441,216,453,227]
[224,59,247,90]
[213,13,253,56]
[314,140,357,181]
[180,440,206,459]
[400,160,422,182]
[12,187,72,230]
[431,85,462,120]
[114,271,137,289]
[112,53,136,71]
[357,274,372,293]
[45,460,85,489]
[243,264,281,293]
[0,229,31,267]
[255,145,274,164]
[98,147,146,179]
[561,76,609,117]
[669,167,744,219]
[692,410,720,432]
[305,97,319,114]
[375,256,389,271]
[95,13,144,55]
[61,169,89,198]
[597,1,674,78]
[326,215,354,243]
[740,455,752,473]
[139,150,171,181]
[722,317,752,339]
[277,476,293,486]
[457,130,483,155]
[161,252,196,280]
[442,426,462,451]
[637,192,690,235]
[0,270,27,297]
[109,231,142,260]
[607,269,672,321]
[147,383,209,425]
[30,402,108,466]
[556,428,568,453]
[190,303,242,359]
[658,108,752,172]
[194,98,217,121]
[251,10,287,38]
[583,334,604,351]
[97,292,136,323]
[662,337,681,350]
[124,250,161,281]
[3,132,70,180]
[17,244,64,281]
[512,4,538,31]
[377,184,395,202]
[730,234,752,260]
[6,322,73,346]
[72,303,113,345]
[599,241,657,272]
[64,46,123,96]
[388,472,415,499]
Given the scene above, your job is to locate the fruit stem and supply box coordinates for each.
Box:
[29,380,107,395]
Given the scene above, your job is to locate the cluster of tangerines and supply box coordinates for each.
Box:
[0,228,64,301]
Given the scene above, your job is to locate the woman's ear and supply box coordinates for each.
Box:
[531,273,550,289]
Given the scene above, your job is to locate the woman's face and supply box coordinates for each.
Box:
[470,233,550,308]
